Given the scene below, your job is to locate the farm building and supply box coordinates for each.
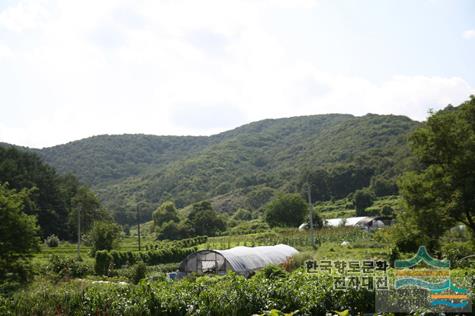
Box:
[178,244,298,277]
[323,216,387,230]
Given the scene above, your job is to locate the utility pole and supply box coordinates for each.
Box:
[77,205,81,259]
[137,203,141,252]
[307,182,316,248]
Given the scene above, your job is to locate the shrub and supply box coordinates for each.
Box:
[287,252,314,272]
[353,189,374,216]
[258,264,287,279]
[88,221,121,256]
[100,247,196,273]
[45,234,60,248]
[47,255,91,279]
[442,242,475,268]
[130,262,147,284]
[265,193,308,227]
[94,250,113,276]
[381,205,394,216]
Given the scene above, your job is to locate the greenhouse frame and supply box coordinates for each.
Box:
[178,244,298,277]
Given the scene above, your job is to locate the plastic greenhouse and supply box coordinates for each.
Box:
[178,244,298,277]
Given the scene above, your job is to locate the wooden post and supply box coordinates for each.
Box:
[307,183,316,248]
[137,203,141,251]
[77,205,81,259]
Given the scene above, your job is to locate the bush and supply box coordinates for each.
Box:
[442,242,475,268]
[265,193,308,227]
[88,221,121,256]
[381,205,394,216]
[47,255,91,279]
[258,264,287,279]
[94,250,113,276]
[100,247,196,274]
[353,189,374,216]
[45,234,60,248]
[287,252,314,272]
[156,221,192,240]
[130,262,147,284]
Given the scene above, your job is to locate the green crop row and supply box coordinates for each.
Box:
[95,247,196,275]
[0,270,374,315]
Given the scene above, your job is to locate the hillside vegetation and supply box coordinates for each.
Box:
[30,114,419,224]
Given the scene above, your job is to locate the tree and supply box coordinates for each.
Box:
[265,193,308,227]
[156,221,191,240]
[370,176,397,197]
[187,201,226,236]
[0,184,40,285]
[397,97,475,248]
[233,208,253,221]
[353,189,374,216]
[68,186,110,235]
[0,146,69,238]
[152,201,179,228]
[88,221,121,256]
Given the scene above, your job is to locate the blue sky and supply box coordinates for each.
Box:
[0,0,474,148]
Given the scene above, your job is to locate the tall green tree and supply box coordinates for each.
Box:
[0,146,68,238]
[68,186,110,235]
[265,193,308,227]
[353,189,374,216]
[0,184,40,285]
[152,201,179,228]
[398,96,475,249]
[187,201,226,236]
[88,221,121,256]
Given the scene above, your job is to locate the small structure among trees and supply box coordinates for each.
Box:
[323,216,387,230]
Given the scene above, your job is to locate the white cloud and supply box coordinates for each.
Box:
[463,29,475,39]
[0,43,13,59]
[0,0,51,32]
[0,0,473,148]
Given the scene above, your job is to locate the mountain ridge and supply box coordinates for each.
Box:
[2,113,419,224]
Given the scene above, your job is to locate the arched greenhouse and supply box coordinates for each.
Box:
[178,244,298,277]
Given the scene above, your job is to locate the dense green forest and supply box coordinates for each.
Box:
[0,146,109,240]
[7,113,418,225]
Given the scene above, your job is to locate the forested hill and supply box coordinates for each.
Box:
[13,113,418,224]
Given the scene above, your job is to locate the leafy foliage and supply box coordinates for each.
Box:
[104,247,197,269]
[396,96,475,250]
[152,201,179,229]
[353,189,374,216]
[0,184,40,287]
[1,270,376,315]
[156,221,191,240]
[186,201,226,236]
[31,114,418,224]
[0,146,107,239]
[88,221,121,256]
[46,255,92,279]
[44,234,60,248]
[265,193,308,227]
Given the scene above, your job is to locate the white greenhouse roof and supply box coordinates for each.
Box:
[179,244,298,276]
[218,244,298,273]
[324,216,374,227]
